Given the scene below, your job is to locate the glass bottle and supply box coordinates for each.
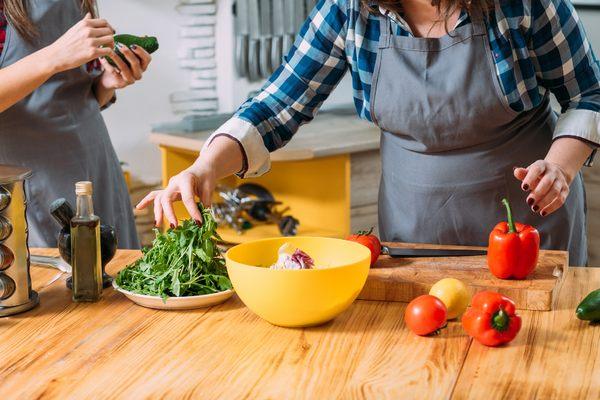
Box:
[71,181,102,302]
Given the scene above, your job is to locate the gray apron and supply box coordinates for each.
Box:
[371,12,588,265]
[0,0,139,249]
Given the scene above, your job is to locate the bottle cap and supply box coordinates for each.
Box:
[75,181,93,196]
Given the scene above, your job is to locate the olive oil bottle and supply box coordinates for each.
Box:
[71,181,102,302]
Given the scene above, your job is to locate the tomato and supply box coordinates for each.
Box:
[405,295,448,336]
[346,228,381,266]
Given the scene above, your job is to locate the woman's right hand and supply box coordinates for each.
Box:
[45,13,115,73]
[137,135,246,228]
[136,164,216,228]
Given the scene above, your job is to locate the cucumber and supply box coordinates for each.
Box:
[107,34,159,67]
[576,288,600,322]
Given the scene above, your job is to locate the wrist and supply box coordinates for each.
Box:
[36,45,63,75]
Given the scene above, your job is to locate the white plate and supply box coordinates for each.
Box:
[112,281,235,310]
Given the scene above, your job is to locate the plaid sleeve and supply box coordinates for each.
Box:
[217,0,349,177]
[530,0,600,159]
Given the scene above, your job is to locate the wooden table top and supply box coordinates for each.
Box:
[150,113,380,161]
[1,249,598,399]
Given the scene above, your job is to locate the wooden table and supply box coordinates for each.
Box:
[1,250,598,399]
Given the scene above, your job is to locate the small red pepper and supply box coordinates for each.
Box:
[488,198,540,280]
[461,291,522,347]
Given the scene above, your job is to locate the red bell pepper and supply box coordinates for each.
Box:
[461,291,522,347]
[488,198,540,280]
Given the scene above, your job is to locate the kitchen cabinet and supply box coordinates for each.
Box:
[0,248,598,399]
[149,112,381,242]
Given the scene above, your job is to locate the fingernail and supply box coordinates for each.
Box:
[533,205,539,212]
[154,220,158,227]
[170,223,175,229]
[130,44,137,50]
[194,219,202,227]
[117,42,124,48]
[541,211,547,217]
[527,198,534,206]
[522,184,529,191]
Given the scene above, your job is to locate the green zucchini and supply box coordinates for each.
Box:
[107,34,159,67]
[576,288,600,322]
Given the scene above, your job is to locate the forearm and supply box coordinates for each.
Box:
[93,77,115,107]
[545,137,595,184]
[187,135,244,179]
[0,47,57,113]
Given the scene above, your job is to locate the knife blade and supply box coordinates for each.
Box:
[382,246,487,258]
[30,255,72,274]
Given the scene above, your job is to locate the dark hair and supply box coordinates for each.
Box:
[4,0,97,42]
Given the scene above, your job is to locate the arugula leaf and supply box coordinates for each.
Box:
[115,207,232,299]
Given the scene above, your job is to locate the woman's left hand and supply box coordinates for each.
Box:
[514,160,571,217]
[98,43,152,90]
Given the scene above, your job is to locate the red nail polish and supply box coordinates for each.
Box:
[541,211,547,217]
[527,198,534,206]
[170,223,175,229]
[154,220,158,227]
[194,219,202,227]
[522,184,529,191]
[533,205,539,212]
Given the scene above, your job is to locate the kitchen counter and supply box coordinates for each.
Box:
[149,113,380,162]
[2,249,597,399]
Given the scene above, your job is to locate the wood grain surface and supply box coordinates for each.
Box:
[359,243,568,311]
[0,249,598,400]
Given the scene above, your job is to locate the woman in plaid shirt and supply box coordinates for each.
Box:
[142,0,600,265]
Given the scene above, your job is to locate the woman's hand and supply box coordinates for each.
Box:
[136,135,246,228]
[514,160,571,217]
[137,164,216,228]
[44,13,115,73]
[514,138,594,217]
[98,44,153,90]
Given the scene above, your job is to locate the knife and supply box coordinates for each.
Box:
[271,0,285,70]
[282,0,296,54]
[258,0,273,77]
[234,0,250,78]
[30,255,72,274]
[381,246,487,258]
[247,0,262,81]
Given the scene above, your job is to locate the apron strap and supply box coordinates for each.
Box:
[378,14,393,49]
[468,6,487,37]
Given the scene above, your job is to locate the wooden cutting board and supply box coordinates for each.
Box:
[358,242,569,311]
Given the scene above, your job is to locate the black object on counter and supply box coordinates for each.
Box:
[50,198,117,289]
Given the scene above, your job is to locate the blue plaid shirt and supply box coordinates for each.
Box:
[212,0,600,176]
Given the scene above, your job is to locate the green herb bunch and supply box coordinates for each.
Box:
[116,208,232,299]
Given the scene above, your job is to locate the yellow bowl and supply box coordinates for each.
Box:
[226,237,371,327]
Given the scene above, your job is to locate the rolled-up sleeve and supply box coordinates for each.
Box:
[204,0,349,177]
[531,0,600,165]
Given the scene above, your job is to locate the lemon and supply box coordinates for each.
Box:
[429,278,471,319]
